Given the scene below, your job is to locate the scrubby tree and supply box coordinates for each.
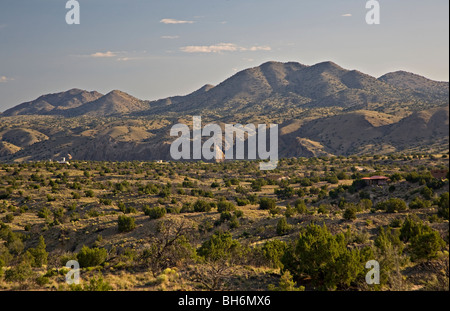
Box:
[420,186,434,200]
[276,217,291,236]
[343,206,357,221]
[275,187,294,199]
[410,230,445,261]
[282,223,370,290]
[358,198,373,211]
[409,196,431,210]
[400,216,427,242]
[144,206,167,220]
[77,246,107,268]
[118,215,136,233]
[437,192,449,220]
[268,271,305,291]
[28,236,48,267]
[373,226,406,289]
[260,239,287,269]
[217,200,236,213]
[294,199,307,214]
[4,256,34,283]
[259,197,277,210]
[193,200,212,213]
[140,220,194,276]
[376,198,408,213]
[196,231,245,290]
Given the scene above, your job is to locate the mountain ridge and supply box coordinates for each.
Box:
[3,61,448,117]
[0,61,448,162]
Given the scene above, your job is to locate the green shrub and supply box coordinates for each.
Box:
[36,275,50,286]
[282,223,371,290]
[294,199,307,214]
[77,246,107,268]
[37,207,51,219]
[4,259,34,283]
[259,197,276,210]
[100,198,113,206]
[420,186,434,200]
[229,216,240,229]
[71,274,113,291]
[261,239,287,269]
[28,236,48,268]
[300,178,312,187]
[409,197,431,209]
[343,207,357,220]
[326,175,339,184]
[275,187,294,199]
[197,231,243,263]
[390,173,402,182]
[285,204,296,218]
[219,211,232,223]
[410,231,445,260]
[193,200,212,213]
[437,192,449,220]
[251,179,267,191]
[145,206,167,220]
[317,204,330,214]
[269,206,281,217]
[118,215,136,232]
[217,200,236,212]
[235,198,250,206]
[4,214,14,223]
[72,192,81,200]
[337,171,349,180]
[180,202,194,213]
[85,190,95,198]
[390,218,402,228]
[377,198,408,213]
[268,271,305,291]
[358,198,373,210]
[276,217,291,236]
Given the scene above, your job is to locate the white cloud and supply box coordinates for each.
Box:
[0,76,14,83]
[161,35,180,39]
[160,19,195,24]
[116,57,143,62]
[73,50,148,62]
[181,43,239,53]
[247,46,272,52]
[342,13,352,17]
[180,43,271,54]
[90,51,117,58]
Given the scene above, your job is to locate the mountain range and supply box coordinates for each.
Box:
[0,61,448,162]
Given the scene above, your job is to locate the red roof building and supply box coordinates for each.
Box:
[431,169,448,180]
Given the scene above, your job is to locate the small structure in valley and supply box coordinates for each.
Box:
[431,169,448,180]
[57,157,70,165]
[362,176,389,186]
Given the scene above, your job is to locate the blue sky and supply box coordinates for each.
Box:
[0,0,448,111]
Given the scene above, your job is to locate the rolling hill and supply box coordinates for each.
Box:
[0,61,448,162]
[2,89,104,116]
